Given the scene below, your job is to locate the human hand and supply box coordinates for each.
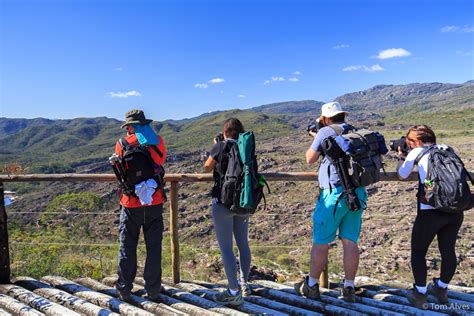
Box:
[397,146,407,158]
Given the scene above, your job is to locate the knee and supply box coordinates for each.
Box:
[411,248,427,260]
[312,243,329,253]
[341,238,358,250]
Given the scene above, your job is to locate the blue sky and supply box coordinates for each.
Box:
[1,0,473,121]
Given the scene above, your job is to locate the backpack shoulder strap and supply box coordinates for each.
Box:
[119,137,129,148]
[149,144,164,158]
[119,138,129,156]
[414,146,433,165]
[328,124,344,136]
[217,141,230,173]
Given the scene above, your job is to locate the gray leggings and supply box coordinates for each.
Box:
[212,201,251,290]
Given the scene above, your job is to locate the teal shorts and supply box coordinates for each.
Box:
[312,186,367,245]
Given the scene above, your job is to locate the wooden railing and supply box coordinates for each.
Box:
[0,171,433,287]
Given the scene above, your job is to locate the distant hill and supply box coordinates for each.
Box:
[335,81,474,112]
[250,100,324,114]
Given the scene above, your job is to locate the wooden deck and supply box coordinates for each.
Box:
[0,276,472,315]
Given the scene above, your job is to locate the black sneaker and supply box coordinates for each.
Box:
[406,285,428,310]
[339,286,357,303]
[294,276,320,300]
[428,278,449,304]
[117,289,132,301]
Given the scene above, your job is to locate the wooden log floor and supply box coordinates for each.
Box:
[0,276,472,315]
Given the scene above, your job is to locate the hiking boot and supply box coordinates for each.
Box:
[406,285,428,310]
[294,276,320,300]
[428,278,449,304]
[339,286,357,303]
[241,282,252,297]
[117,289,131,301]
[212,289,244,306]
[144,288,163,301]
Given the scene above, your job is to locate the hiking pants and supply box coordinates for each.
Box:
[212,201,251,290]
[411,209,463,286]
[116,204,163,296]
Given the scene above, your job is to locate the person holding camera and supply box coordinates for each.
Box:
[203,118,251,306]
[397,125,464,309]
[294,102,367,303]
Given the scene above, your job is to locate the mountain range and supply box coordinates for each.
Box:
[1,81,472,172]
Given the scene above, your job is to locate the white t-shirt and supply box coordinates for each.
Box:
[398,145,448,210]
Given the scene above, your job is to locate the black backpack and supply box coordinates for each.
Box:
[119,138,165,198]
[415,146,473,213]
[213,138,268,215]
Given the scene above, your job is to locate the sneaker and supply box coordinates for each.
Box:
[212,289,244,306]
[428,278,449,304]
[339,286,357,303]
[294,276,320,300]
[241,282,252,297]
[406,285,428,310]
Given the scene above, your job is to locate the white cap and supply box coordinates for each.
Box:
[320,101,348,118]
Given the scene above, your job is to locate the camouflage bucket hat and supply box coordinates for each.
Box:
[121,109,153,129]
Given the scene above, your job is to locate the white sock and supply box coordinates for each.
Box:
[344,279,355,288]
[308,276,319,287]
[229,288,239,296]
[416,285,427,294]
[436,279,448,289]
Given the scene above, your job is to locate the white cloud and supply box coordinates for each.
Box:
[333,44,350,50]
[462,25,474,33]
[342,64,385,72]
[375,48,412,59]
[114,67,123,71]
[288,77,300,82]
[441,25,473,33]
[441,25,474,33]
[264,76,285,85]
[456,50,474,57]
[194,83,208,89]
[107,90,141,98]
[441,25,460,33]
[293,71,302,75]
[208,78,225,84]
[238,94,246,98]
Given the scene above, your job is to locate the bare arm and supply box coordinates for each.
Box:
[204,156,216,173]
[306,148,321,165]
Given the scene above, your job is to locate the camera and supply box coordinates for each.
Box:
[214,132,224,143]
[307,118,324,136]
[389,136,410,154]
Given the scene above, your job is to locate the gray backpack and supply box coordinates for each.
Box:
[415,146,473,213]
[330,125,388,187]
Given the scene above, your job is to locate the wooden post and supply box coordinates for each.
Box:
[319,263,328,289]
[0,182,11,284]
[169,181,180,284]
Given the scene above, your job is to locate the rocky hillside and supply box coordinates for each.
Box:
[335,81,474,112]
